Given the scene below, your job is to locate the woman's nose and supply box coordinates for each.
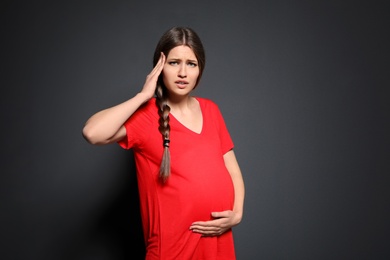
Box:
[178,64,187,78]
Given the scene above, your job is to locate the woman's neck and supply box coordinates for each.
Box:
[167,95,196,114]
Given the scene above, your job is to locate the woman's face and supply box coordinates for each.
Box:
[162,45,200,98]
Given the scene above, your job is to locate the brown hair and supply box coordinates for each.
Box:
[153,27,206,182]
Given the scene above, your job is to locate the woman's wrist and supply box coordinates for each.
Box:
[233,210,243,225]
[136,92,153,103]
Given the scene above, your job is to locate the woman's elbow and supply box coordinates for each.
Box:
[82,125,103,145]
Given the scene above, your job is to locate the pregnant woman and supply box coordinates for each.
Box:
[82,26,245,260]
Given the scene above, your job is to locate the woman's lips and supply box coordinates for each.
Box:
[175,80,189,88]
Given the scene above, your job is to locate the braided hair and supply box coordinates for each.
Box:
[152,27,206,182]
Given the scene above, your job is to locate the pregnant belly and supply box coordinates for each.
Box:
[155,162,234,256]
[165,163,235,222]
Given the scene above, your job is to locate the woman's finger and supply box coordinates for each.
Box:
[148,52,165,78]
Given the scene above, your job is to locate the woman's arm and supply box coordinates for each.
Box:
[82,93,150,145]
[190,150,245,236]
[223,150,245,222]
[82,53,165,145]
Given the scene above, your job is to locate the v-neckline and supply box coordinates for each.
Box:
[169,97,204,135]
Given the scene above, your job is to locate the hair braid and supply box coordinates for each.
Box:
[152,27,206,183]
[155,84,171,182]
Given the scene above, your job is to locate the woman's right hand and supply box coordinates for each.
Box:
[140,52,166,99]
[83,53,166,145]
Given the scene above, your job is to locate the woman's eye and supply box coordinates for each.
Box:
[169,61,178,65]
[188,62,197,67]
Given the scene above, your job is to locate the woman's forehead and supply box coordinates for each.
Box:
[167,46,197,60]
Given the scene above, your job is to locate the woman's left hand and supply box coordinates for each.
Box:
[189,210,242,236]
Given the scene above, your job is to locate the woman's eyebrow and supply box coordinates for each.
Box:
[168,57,197,62]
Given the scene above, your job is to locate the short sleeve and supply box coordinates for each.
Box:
[117,101,154,150]
[209,101,234,154]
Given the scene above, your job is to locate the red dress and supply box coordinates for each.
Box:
[118,97,236,259]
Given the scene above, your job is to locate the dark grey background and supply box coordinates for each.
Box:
[1,0,389,259]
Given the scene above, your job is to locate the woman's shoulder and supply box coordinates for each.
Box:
[195,97,221,112]
[195,96,218,107]
[130,97,158,121]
